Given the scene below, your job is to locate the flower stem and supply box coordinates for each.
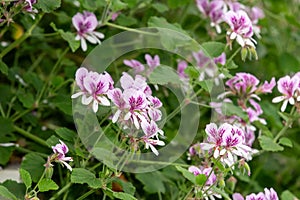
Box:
[0,13,44,59]
[273,106,296,142]
[104,22,158,36]
[13,125,48,147]
[49,182,72,200]
[77,189,95,200]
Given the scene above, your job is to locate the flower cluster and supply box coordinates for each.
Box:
[108,72,164,155]
[72,11,105,51]
[272,72,300,112]
[48,140,73,171]
[72,67,165,155]
[200,123,258,167]
[196,0,264,49]
[233,188,279,200]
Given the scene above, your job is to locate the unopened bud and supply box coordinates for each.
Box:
[45,166,54,179]
[226,176,237,192]
[249,47,258,60]
[241,47,248,61]
[219,178,226,188]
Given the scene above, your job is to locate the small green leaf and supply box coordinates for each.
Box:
[211,186,231,200]
[148,17,188,35]
[21,153,45,182]
[71,168,102,189]
[55,127,76,142]
[184,66,200,79]
[279,137,293,148]
[258,135,284,152]
[152,3,169,13]
[202,42,226,58]
[113,192,137,200]
[111,0,128,12]
[115,14,137,26]
[35,0,61,13]
[149,65,181,85]
[175,166,196,184]
[198,80,214,92]
[0,186,17,200]
[226,60,238,69]
[17,92,35,108]
[221,103,248,120]
[0,60,8,76]
[19,169,32,189]
[50,23,80,52]
[38,178,59,192]
[195,174,207,186]
[281,190,299,200]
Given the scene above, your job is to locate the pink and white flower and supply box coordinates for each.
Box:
[224,10,256,48]
[196,0,225,33]
[141,120,164,155]
[52,140,73,171]
[272,75,299,112]
[233,188,278,200]
[201,123,257,167]
[72,11,104,51]
[71,67,113,113]
[24,0,37,12]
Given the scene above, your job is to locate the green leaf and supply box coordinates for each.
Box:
[46,135,60,147]
[201,42,226,58]
[20,153,45,182]
[149,65,181,85]
[71,168,102,189]
[17,92,35,108]
[0,186,17,200]
[167,0,191,8]
[226,60,238,69]
[51,94,72,115]
[198,80,214,92]
[135,171,166,194]
[50,23,80,52]
[19,169,32,189]
[195,174,207,186]
[111,0,128,12]
[115,14,137,26]
[55,127,76,142]
[281,190,299,200]
[175,166,196,184]
[38,178,59,192]
[0,60,8,76]
[148,17,188,35]
[1,180,26,200]
[123,0,138,8]
[258,135,284,152]
[35,0,61,13]
[279,137,293,148]
[221,103,248,120]
[0,146,14,165]
[184,66,200,79]
[0,116,13,136]
[152,3,169,13]
[113,192,137,200]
